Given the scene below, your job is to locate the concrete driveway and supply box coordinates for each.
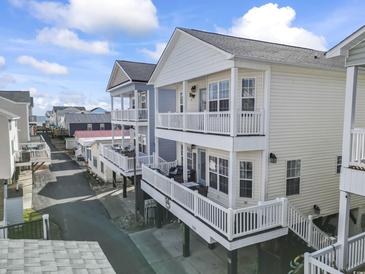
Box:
[34,135,155,274]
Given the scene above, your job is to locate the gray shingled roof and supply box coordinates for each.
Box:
[117,60,156,82]
[179,28,345,69]
[0,239,115,273]
[0,91,32,104]
[53,106,86,112]
[65,112,111,124]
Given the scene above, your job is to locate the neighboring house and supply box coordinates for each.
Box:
[0,108,19,226]
[74,130,129,161]
[90,107,108,114]
[100,60,176,213]
[305,26,365,273]
[64,112,112,136]
[88,140,123,184]
[49,106,86,128]
[0,91,33,143]
[141,27,365,272]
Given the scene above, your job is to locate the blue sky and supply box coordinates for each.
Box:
[0,0,364,115]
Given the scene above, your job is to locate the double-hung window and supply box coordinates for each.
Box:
[187,147,193,170]
[179,91,184,112]
[209,156,229,194]
[242,78,255,111]
[286,160,301,196]
[100,161,104,173]
[87,124,92,131]
[240,161,253,198]
[93,156,97,168]
[100,123,105,130]
[208,80,229,112]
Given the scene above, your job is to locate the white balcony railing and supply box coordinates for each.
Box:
[101,144,155,173]
[304,231,365,273]
[112,109,148,122]
[350,128,365,167]
[17,135,51,163]
[157,111,264,135]
[143,164,334,246]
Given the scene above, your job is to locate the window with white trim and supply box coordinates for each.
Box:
[100,161,104,173]
[286,160,301,196]
[209,156,229,194]
[239,161,253,198]
[242,78,255,111]
[187,146,193,170]
[100,123,105,130]
[93,156,97,168]
[337,156,342,174]
[208,80,229,112]
[87,124,92,131]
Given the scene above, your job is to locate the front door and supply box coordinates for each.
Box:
[197,149,206,185]
[199,88,207,112]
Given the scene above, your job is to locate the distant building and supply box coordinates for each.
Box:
[64,112,112,136]
[0,91,33,142]
[49,106,86,128]
[89,107,108,114]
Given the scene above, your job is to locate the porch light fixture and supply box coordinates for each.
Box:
[189,85,197,98]
[269,153,277,163]
[313,204,321,215]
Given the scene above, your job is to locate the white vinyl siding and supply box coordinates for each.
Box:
[268,65,365,216]
[347,40,365,67]
[154,31,233,87]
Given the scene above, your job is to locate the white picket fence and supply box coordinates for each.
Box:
[304,230,365,273]
[142,165,334,244]
[112,108,148,122]
[157,111,263,135]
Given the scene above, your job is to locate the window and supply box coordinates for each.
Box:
[100,123,105,130]
[180,144,184,165]
[101,162,104,173]
[93,156,97,168]
[179,91,184,112]
[187,147,193,170]
[337,156,342,174]
[138,134,147,154]
[87,149,91,161]
[240,161,253,198]
[242,78,255,111]
[87,124,92,131]
[208,80,230,112]
[286,160,301,196]
[209,156,229,194]
[140,93,147,109]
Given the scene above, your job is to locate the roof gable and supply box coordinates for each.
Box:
[149,29,233,87]
[0,91,32,104]
[107,62,131,90]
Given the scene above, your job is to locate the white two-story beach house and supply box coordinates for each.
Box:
[100,60,176,214]
[305,25,365,274]
[141,27,365,272]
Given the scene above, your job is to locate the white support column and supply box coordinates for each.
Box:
[182,81,187,130]
[146,89,150,156]
[183,143,188,182]
[134,89,138,121]
[342,66,358,168]
[121,124,125,147]
[135,125,139,159]
[154,87,159,164]
[228,151,237,208]
[111,95,115,146]
[338,191,351,271]
[230,68,238,137]
[338,66,358,271]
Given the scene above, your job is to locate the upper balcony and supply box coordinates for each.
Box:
[16,135,51,166]
[157,111,264,135]
[111,108,148,124]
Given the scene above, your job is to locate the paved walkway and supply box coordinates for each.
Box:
[130,223,258,274]
[33,135,155,274]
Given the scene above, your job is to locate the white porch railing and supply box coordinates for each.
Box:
[350,128,365,167]
[17,135,51,163]
[304,231,365,273]
[143,165,333,243]
[157,111,264,135]
[112,108,148,122]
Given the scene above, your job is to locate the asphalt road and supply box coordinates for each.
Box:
[37,135,154,274]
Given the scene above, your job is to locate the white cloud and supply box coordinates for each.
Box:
[36,27,111,54]
[140,42,166,61]
[17,55,68,75]
[29,0,159,35]
[8,0,25,7]
[0,74,16,88]
[218,3,326,50]
[0,56,5,68]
